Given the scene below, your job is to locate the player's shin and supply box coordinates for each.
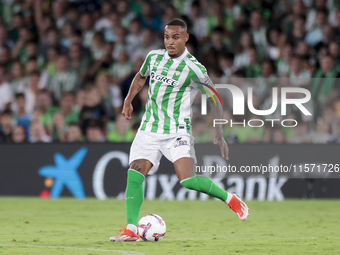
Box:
[180,174,229,202]
[125,169,145,233]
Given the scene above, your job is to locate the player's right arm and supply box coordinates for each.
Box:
[122,72,147,120]
[122,52,153,120]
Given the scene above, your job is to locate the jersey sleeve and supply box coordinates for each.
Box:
[190,64,215,97]
[139,52,152,77]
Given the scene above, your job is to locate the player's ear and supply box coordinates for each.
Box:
[185,33,189,42]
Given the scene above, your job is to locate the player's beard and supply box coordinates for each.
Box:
[168,53,178,58]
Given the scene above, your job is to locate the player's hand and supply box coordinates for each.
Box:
[213,137,229,160]
[122,99,133,120]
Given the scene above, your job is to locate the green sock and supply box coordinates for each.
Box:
[126,169,145,226]
[180,174,229,201]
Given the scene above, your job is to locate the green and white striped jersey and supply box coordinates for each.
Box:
[139,47,212,134]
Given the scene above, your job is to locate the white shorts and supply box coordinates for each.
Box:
[129,130,197,175]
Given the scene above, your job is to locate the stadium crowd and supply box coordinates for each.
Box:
[0,0,340,144]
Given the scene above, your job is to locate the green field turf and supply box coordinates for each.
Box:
[0,198,339,255]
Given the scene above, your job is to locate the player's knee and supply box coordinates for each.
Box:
[129,159,152,176]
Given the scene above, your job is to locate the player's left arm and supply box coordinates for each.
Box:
[207,95,229,160]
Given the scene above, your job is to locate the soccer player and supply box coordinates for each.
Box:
[110,19,249,242]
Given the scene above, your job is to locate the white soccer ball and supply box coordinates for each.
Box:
[137,214,166,241]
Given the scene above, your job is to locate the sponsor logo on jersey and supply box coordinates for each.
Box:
[150,71,179,86]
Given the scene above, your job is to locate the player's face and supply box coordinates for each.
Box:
[164,25,189,58]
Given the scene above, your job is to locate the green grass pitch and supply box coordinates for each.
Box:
[0,197,339,255]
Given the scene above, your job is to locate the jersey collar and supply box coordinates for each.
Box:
[165,47,188,62]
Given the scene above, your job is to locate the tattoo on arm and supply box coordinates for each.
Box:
[137,83,143,92]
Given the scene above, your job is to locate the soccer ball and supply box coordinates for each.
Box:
[137,214,166,241]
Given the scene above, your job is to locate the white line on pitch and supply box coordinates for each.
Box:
[0,244,145,255]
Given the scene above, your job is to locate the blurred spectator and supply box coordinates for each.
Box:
[53,92,80,142]
[8,13,25,43]
[270,128,287,144]
[10,61,26,94]
[276,43,293,76]
[305,0,328,32]
[60,21,75,48]
[126,18,142,58]
[75,89,86,111]
[0,109,14,143]
[109,51,132,84]
[52,1,67,29]
[287,15,306,48]
[26,57,39,75]
[95,73,122,120]
[245,46,261,78]
[314,24,334,53]
[266,27,281,60]
[0,25,14,49]
[234,31,254,68]
[36,89,58,136]
[328,41,340,66]
[330,118,340,143]
[249,11,267,59]
[22,71,40,114]
[162,5,179,24]
[312,121,333,144]
[190,1,208,43]
[94,2,113,31]
[131,28,160,62]
[91,32,106,60]
[86,121,106,142]
[0,65,13,112]
[70,30,92,58]
[0,45,12,67]
[289,56,311,87]
[11,26,34,61]
[11,125,27,143]
[201,26,228,70]
[120,58,144,99]
[103,12,120,42]
[117,0,137,28]
[29,121,52,143]
[80,13,95,48]
[13,93,31,139]
[305,9,328,46]
[218,52,235,81]
[88,42,113,77]
[39,27,67,62]
[111,26,128,60]
[107,114,134,142]
[311,55,340,120]
[66,123,83,143]
[79,85,107,135]
[140,2,163,33]
[69,43,91,82]
[48,55,79,101]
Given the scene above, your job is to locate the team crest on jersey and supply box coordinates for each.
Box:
[150,71,179,86]
[175,69,181,76]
